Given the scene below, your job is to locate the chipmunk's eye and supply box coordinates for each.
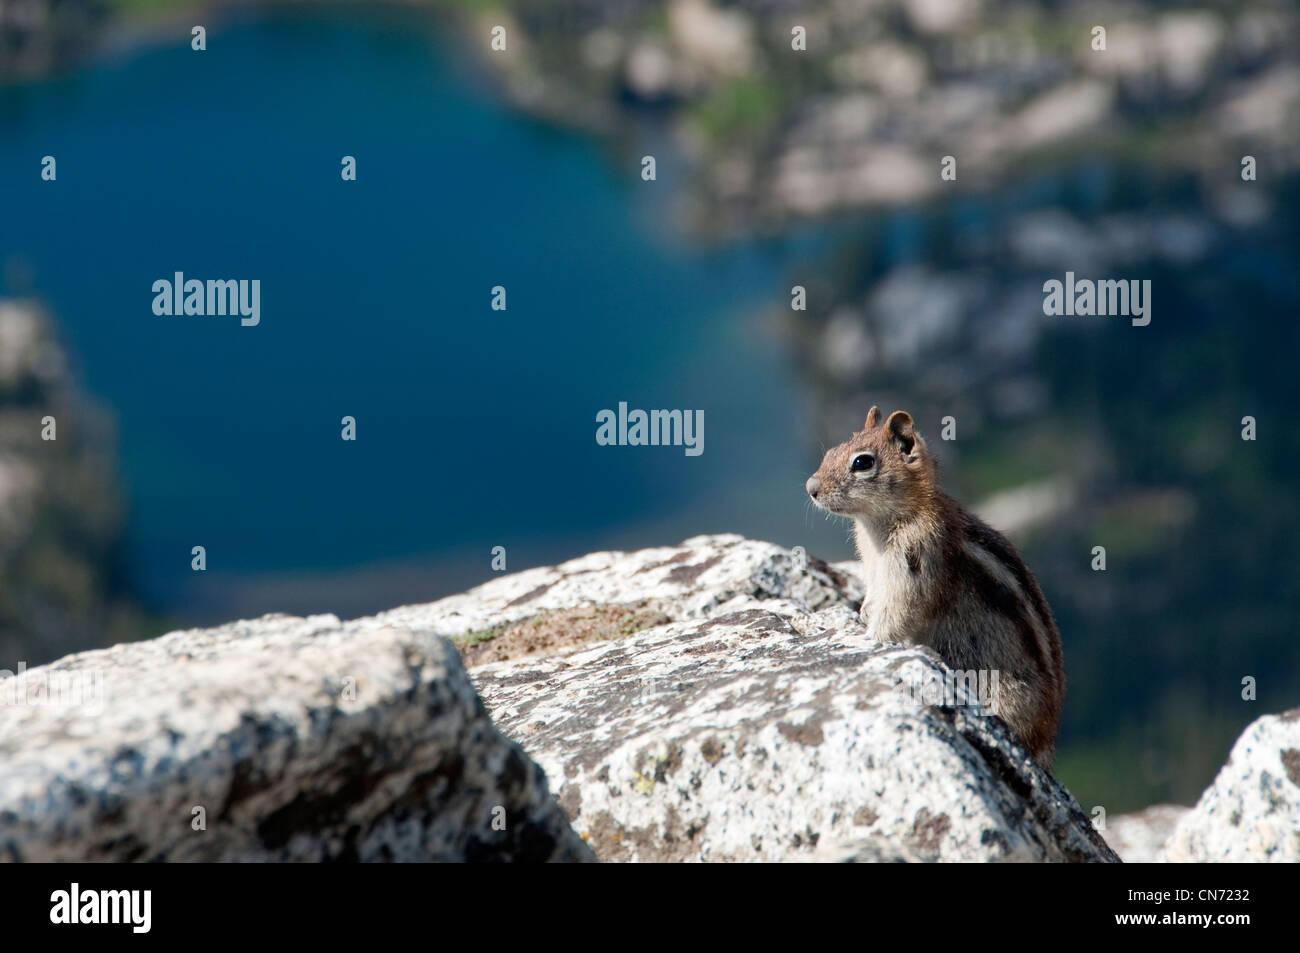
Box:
[851,453,875,472]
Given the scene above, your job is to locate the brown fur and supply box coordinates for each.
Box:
[806,406,1066,767]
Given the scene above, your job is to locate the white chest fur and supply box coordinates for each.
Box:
[853,519,923,643]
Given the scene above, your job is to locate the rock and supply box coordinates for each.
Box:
[1007,80,1114,151]
[1215,66,1300,140]
[1166,709,1300,862]
[0,615,593,862]
[0,300,60,384]
[668,0,754,78]
[373,533,861,642]
[973,477,1077,538]
[581,28,622,72]
[624,40,678,101]
[821,308,875,380]
[1103,804,1189,862]
[834,43,927,100]
[0,0,105,79]
[841,145,936,206]
[1155,12,1224,93]
[1080,21,1154,82]
[1007,209,1107,272]
[0,534,1117,863]
[811,836,931,863]
[442,536,1117,862]
[865,265,970,367]
[0,298,144,668]
[902,0,982,36]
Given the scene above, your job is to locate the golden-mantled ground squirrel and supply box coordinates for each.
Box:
[806,406,1065,767]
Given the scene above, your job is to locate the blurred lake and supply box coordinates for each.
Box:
[2,6,1297,811]
[1,10,850,616]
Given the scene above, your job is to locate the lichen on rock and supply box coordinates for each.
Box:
[0,534,1123,862]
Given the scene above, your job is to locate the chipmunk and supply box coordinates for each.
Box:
[806,406,1065,767]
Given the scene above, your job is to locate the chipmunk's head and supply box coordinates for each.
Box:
[806,406,935,521]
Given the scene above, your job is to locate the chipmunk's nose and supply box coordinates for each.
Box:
[806,476,821,499]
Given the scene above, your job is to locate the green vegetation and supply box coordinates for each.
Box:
[686,76,785,148]
[453,624,507,648]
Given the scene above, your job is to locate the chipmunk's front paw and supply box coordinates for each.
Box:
[858,598,870,625]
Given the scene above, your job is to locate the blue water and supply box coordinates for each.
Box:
[1,11,843,617]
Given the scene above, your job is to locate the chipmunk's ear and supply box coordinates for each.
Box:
[864,405,882,430]
[886,411,918,456]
